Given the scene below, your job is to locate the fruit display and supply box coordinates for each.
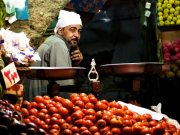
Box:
[162,38,180,78]
[17,93,180,135]
[0,99,48,135]
[157,0,180,26]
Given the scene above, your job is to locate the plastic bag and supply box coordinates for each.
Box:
[151,103,180,129]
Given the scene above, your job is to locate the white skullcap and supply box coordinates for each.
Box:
[54,10,82,33]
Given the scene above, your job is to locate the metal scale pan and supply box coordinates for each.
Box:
[100,62,163,76]
[17,67,86,80]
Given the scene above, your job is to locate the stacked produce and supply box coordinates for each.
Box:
[0,99,48,135]
[17,93,180,135]
[162,39,180,78]
[157,0,180,26]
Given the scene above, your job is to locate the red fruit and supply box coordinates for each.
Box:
[95,101,108,111]
[111,127,121,135]
[89,126,99,134]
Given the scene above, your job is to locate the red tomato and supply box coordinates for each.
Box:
[100,126,110,134]
[53,96,61,102]
[62,128,72,135]
[89,96,98,104]
[81,129,92,135]
[48,106,58,114]
[40,108,48,114]
[82,119,94,128]
[43,95,50,100]
[61,123,72,131]
[79,126,88,132]
[108,100,122,109]
[71,96,81,104]
[33,96,43,103]
[94,132,101,135]
[84,108,96,115]
[75,100,85,108]
[61,99,74,111]
[37,112,46,120]
[28,101,38,109]
[89,125,99,134]
[84,115,96,123]
[37,103,46,110]
[81,96,90,104]
[71,110,84,121]
[49,129,59,135]
[58,118,66,126]
[71,126,79,134]
[21,108,29,118]
[95,101,108,111]
[52,113,61,119]
[111,127,121,135]
[79,93,88,98]
[74,119,83,127]
[21,100,30,108]
[23,118,31,124]
[85,102,94,109]
[122,126,133,135]
[96,119,106,129]
[51,124,60,130]
[95,111,104,120]
[70,93,79,101]
[29,108,38,116]
[58,106,69,118]
[50,116,59,124]
[110,117,123,127]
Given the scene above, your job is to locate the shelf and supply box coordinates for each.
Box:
[158,25,180,32]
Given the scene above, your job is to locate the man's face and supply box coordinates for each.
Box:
[58,25,82,46]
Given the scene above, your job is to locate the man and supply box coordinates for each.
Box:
[24,10,83,101]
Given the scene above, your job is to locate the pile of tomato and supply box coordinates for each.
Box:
[17,93,180,135]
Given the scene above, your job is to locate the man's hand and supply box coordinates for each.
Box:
[70,47,83,66]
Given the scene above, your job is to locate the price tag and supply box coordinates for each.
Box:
[1,62,20,88]
[145,10,151,17]
[145,2,151,9]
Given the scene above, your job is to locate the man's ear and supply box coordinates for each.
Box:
[57,28,63,35]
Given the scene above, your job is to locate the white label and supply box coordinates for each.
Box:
[1,62,20,88]
[145,2,151,9]
[145,10,151,17]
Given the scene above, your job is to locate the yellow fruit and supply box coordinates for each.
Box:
[174,1,180,6]
[170,8,175,13]
[170,21,175,24]
[159,20,165,26]
[158,7,163,12]
[167,16,172,21]
[163,13,169,19]
[175,6,180,11]
[166,71,175,78]
[164,8,169,14]
[174,10,179,16]
[159,16,164,21]
[173,16,177,21]
[176,19,180,24]
[177,15,180,19]
[169,0,174,4]
[158,12,163,16]
[166,4,172,9]
[162,4,167,9]
[170,14,174,17]
[165,20,171,25]
[157,2,162,7]
[158,0,163,2]
[164,0,169,4]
